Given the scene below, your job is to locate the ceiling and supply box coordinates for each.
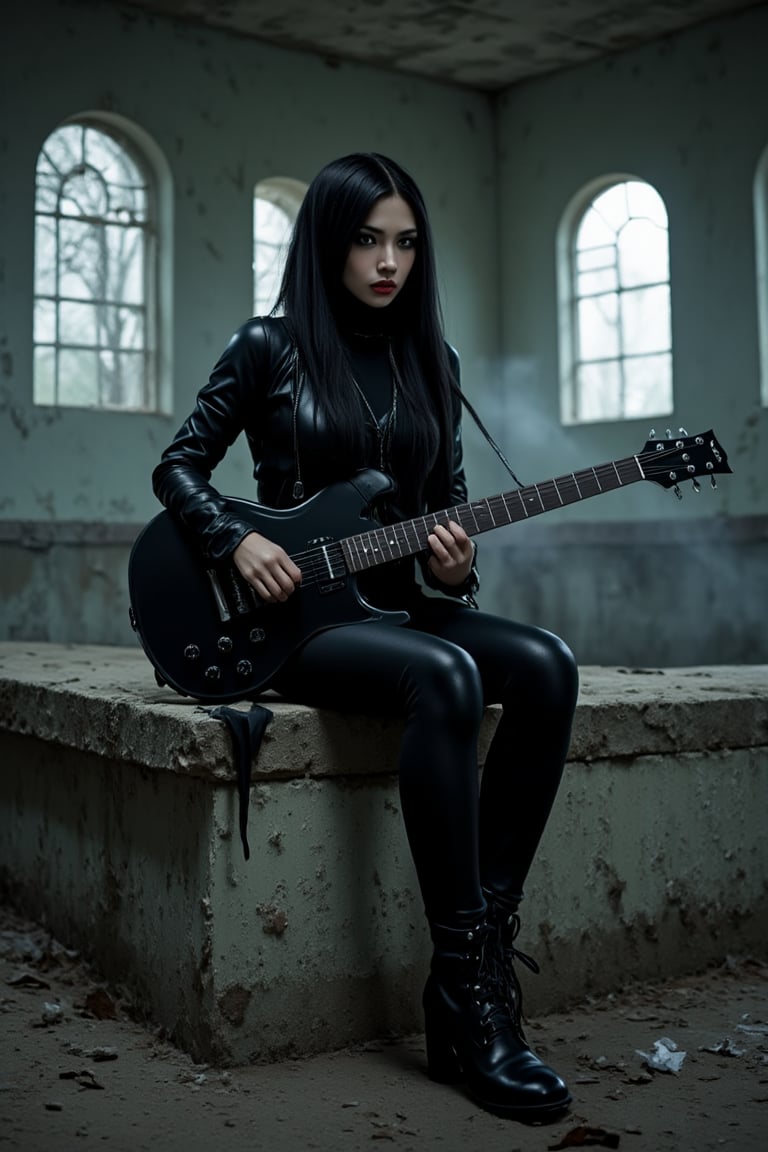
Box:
[115,0,760,91]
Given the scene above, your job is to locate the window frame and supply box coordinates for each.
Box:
[558,173,673,426]
[32,112,172,414]
[754,145,768,408]
[252,176,306,317]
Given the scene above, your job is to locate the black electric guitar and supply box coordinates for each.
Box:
[128,429,730,702]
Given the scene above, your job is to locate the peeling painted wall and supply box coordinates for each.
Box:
[0,0,496,647]
[0,0,496,525]
[480,4,768,662]
[492,5,768,518]
[1,1,767,663]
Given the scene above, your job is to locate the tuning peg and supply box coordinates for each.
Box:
[648,428,656,438]
[673,484,683,500]
[691,478,701,493]
[666,428,673,438]
[710,475,717,490]
[678,426,688,436]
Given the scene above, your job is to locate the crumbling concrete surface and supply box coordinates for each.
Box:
[1,644,766,1066]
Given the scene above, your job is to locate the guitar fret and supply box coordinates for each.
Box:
[352,536,366,569]
[623,457,643,483]
[516,489,529,518]
[573,470,601,499]
[538,480,562,511]
[375,528,393,560]
[402,519,421,551]
[477,498,495,528]
[555,475,579,504]
[341,450,668,575]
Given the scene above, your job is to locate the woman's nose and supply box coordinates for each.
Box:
[378,247,397,271]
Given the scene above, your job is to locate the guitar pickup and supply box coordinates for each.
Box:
[308,536,348,595]
[206,566,260,622]
[206,569,231,623]
[224,566,254,615]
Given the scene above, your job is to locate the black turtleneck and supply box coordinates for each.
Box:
[334,290,402,420]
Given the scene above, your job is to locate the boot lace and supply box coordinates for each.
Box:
[489,911,540,1038]
[468,922,518,1045]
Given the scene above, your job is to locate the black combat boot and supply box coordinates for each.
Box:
[423,916,571,1121]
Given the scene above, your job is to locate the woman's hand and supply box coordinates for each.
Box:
[233,532,302,603]
[427,521,475,587]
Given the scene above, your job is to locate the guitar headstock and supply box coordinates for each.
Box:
[639,428,732,495]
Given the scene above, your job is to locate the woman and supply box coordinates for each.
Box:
[153,153,579,1121]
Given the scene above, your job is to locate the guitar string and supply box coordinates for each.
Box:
[295,453,712,583]
[240,444,716,596]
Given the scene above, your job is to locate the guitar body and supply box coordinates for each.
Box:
[129,430,731,703]
[128,470,408,703]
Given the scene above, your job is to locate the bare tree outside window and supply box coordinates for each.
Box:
[34,121,156,409]
[253,177,305,316]
[562,179,673,424]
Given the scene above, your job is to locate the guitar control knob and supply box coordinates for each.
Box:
[217,635,233,653]
[184,644,201,661]
[204,665,221,681]
[236,659,253,676]
[249,628,266,644]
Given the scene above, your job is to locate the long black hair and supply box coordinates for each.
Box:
[275,152,457,512]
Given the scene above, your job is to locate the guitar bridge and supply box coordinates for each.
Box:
[308,536,348,595]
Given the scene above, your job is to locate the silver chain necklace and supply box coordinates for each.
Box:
[350,343,401,472]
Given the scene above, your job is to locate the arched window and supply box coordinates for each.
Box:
[558,177,673,424]
[34,119,158,410]
[754,145,768,407]
[253,177,305,316]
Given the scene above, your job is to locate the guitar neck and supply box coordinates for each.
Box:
[341,454,644,574]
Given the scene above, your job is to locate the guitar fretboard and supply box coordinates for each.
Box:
[340,454,644,573]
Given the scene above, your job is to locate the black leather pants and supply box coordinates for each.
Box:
[273,595,579,924]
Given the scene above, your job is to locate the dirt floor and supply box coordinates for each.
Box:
[1,906,767,1152]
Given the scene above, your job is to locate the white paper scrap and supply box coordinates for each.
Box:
[635,1037,687,1075]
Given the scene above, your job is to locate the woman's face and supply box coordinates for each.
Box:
[342,195,417,308]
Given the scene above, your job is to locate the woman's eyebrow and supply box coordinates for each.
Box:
[360,225,418,236]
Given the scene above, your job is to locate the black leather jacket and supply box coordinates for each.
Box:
[153,316,479,602]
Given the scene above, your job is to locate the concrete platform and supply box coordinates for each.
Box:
[0,642,766,1065]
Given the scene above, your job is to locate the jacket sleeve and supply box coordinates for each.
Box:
[418,345,480,604]
[152,319,271,561]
